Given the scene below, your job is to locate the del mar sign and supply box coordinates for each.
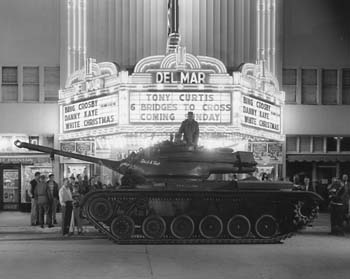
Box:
[155,71,207,84]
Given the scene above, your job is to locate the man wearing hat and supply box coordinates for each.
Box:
[178,111,199,147]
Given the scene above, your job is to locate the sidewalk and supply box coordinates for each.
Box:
[300,212,330,232]
[0,211,104,240]
[301,211,350,234]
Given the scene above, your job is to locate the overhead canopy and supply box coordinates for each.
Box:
[287,154,350,162]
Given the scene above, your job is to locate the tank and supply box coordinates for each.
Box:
[14,139,322,244]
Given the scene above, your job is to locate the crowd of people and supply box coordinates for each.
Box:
[29,172,58,228]
[291,173,350,236]
[29,172,109,236]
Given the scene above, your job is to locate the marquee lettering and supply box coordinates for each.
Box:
[155,71,206,84]
[63,95,118,132]
[241,95,281,133]
[129,91,232,123]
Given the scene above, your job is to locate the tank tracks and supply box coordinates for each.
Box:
[293,201,319,228]
[80,189,319,244]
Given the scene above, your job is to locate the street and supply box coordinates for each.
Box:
[1,227,350,279]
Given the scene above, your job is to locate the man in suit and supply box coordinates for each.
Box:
[46,174,59,225]
[29,172,40,226]
[304,177,314,192]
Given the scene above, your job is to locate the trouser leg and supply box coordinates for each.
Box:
[31,199,38,225]
[47,201,52,225]
[52,198,57,223]
[61,206,66,235]
[343,201,349,222]
[73,207,82,231]
[38,204,45,226]
[335,206,345,229]
[63,203,73,235]
[330,206,336,231]
[36,202,40,224]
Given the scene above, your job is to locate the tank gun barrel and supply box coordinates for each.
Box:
[14,140,123,171]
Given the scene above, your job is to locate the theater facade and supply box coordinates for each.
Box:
[58,49,285,185]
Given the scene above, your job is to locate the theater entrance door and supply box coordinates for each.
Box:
[0,165,21,210]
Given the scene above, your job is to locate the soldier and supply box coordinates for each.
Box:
[178,111,199,147]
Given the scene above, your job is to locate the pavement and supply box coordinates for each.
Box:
[1,211,350,279]
[0,211,103,240]
[0,211,349,240]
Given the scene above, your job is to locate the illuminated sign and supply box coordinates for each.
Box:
[72,78,104,93]
[155,71,207,84]
[130,92,231,123]
[63,95,118,132]
[241,95,281,133]
[249,142,283,164]
[60,141,94,156]
[0,157,51,164]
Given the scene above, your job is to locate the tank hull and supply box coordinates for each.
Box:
[80,182,322,244]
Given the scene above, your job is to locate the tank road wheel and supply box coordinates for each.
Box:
[170,215,195,239]
[227,215,251,239]
[294,201,312,226]
[110,215,135,240]
[199,215,223,239]
[142,215,166,239]
[88,198,113,222]
[254,214,278,239]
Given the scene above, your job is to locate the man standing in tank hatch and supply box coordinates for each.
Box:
[178,111,199,147]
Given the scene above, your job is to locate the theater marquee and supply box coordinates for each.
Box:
[63,95,118,132]
[129,92,232,123]
[241,95,281,133]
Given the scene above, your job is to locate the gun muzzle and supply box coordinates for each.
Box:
[14,140,23,148]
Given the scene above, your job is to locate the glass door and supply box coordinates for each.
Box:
[0,165,21,210]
